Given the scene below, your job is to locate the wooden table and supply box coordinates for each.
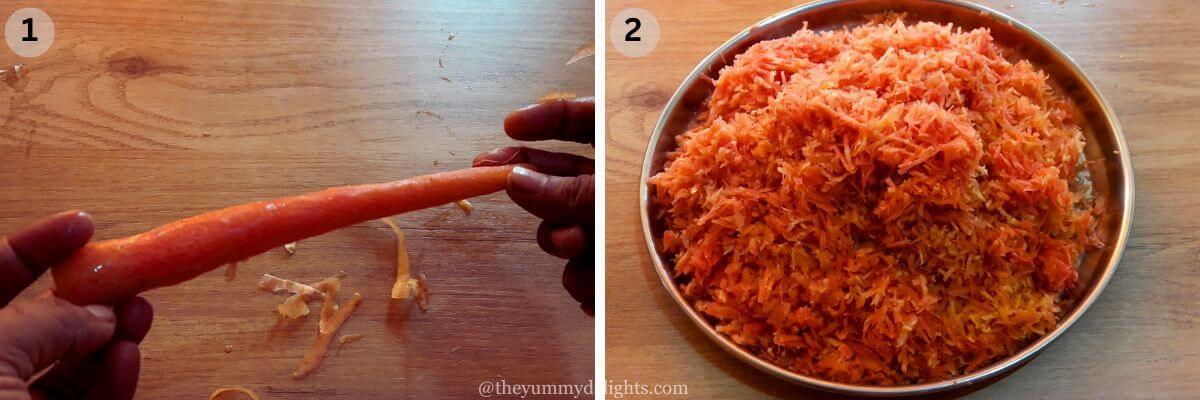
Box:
[0,1,594,398]
[605,0,1200,398]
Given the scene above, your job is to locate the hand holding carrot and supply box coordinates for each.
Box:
[473,97,595,315]
[0,211,153,400]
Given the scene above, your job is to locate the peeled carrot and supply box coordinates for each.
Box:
[52,165,518,305]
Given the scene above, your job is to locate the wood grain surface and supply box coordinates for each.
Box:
[0,1,594,398]
[605,0,1200,398]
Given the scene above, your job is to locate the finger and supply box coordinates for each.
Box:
[114,297,153,344]
[506,167,594,225]
[503,97,594,145]
[28,340,140,400]
[537,223,589,260]
[86,341,140,400]
[0,211,95,306]
[0,297,114,380]
[28,297,152,399]
[0,376,29,400]
[29,355,93,400]
[473,146,595,176]
[562,257,594,312]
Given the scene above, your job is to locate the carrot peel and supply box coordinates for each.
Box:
[380,218,415,300]
[294,291,362,379]
[209,386,260,400]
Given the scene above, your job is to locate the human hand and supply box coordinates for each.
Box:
[473,97,595,315]
[0,211,153,400]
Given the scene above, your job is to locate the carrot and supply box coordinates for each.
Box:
[52,165,518,305]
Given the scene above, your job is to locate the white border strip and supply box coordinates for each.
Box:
[593,0,607,398]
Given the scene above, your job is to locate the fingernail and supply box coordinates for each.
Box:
[510,166,548,194]
[84,304,116,323]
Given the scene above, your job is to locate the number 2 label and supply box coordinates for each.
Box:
[611,8,659,58]
[625,18,642,42]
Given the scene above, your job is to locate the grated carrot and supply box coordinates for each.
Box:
[650,14,1101,385]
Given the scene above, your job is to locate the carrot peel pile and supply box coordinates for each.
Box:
[650,15,1101,384]
[279,294,310,319]
[258,273,323,300]
[294,289,363,379]
[311,271,346,294]
[51,165,518,305]
[260,271,345,319]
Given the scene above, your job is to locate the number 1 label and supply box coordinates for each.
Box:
[21,17,38,41]
[5,8,55,58]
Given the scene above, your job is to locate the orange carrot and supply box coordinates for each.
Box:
[52,165,518,305]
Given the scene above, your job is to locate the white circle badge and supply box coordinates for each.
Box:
[610,8,659,58]
[6,8,55,58]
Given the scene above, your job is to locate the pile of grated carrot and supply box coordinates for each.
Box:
[650,14,1102,385]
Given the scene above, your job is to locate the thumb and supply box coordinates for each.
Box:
[506,166,594,225]
[0,296,115,382]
